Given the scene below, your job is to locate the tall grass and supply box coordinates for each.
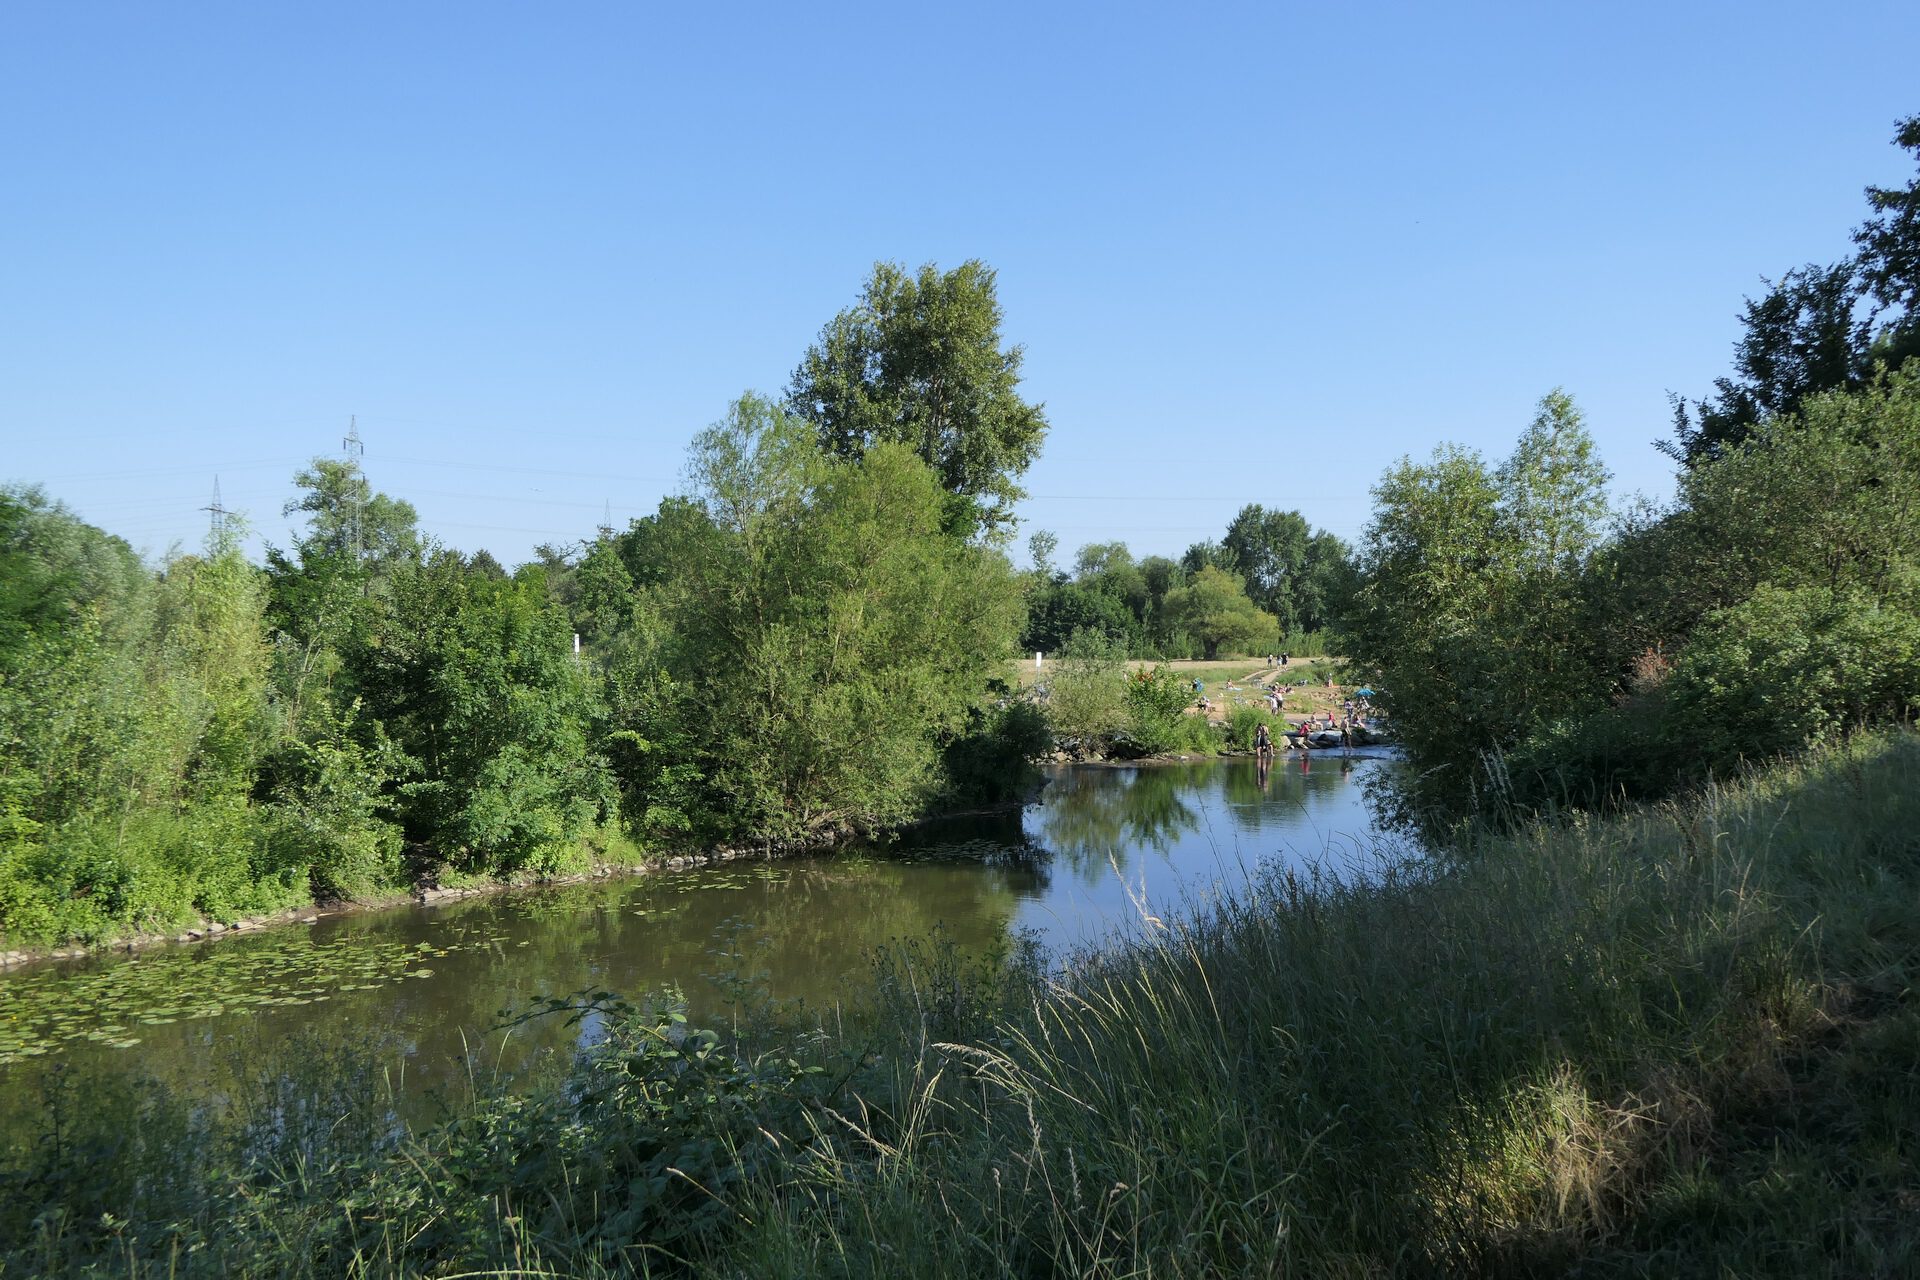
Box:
[5,734,1917,1275]
[727,732,1920,1276]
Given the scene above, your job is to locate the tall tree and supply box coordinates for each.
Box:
[1664,263,1870,463]
[1026,528,1060,580]
[281,457,423,577]
[641,394,1025,839]
[1179,540,1235,577]
[1857,114,1920,322]
[1497,389,1611,569]
[1669,116,1920,464]
[1221,505,1312,632]
[1164,566,1276,659]
[787,260,1048,539]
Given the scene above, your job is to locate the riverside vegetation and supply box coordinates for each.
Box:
[4,116,1920,1276]
[2,733,1914,1275]
[1341,116,1920,836]
[1,258,1349,953]
[0,263,1063,950]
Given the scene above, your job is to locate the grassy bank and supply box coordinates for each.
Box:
[5,735,1917,1275]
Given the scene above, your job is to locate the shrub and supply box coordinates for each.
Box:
[1045,629,1129,749]
[941,693,1052,805]
[1224,703,1281,751]
[1667,585,1920,772]
[1116,663,1196,754]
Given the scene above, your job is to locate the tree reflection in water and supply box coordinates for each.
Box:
[1033,764,1204,876]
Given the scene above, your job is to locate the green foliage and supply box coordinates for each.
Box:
[570,535,635,641]
[941,693,1051,807]
[1358,365,1920,832]
[1223,702,1280,751]
[1345,393,1618,830]
[1043,629,1129,749]
[1667,585,1920,767]
[159,538,275,799]
[788,260,1049,538]
[1219,505,1350,634]
[363,553,611,873]
[621,395,1028,843]
[1671,114,1920,464]
[3,271,1056,943]
[1117,663,1200,754]
[281,456,423,578]
[1020,579,1137,654]
[257,698,406,900]
[1163,564,1277,660]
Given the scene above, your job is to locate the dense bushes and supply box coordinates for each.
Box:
[0,401,1044,945]
[1348,369,1920,833]
[1668,585,1920,762]
[1343,123,1920,833]
[1033,631,1222,757]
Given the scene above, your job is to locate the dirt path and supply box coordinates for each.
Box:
[1136,656,1355,725]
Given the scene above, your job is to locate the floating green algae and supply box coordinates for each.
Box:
[0,925,511,1065]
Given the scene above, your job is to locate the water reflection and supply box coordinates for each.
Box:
[0,756,1396,1123]
[1016,755,1391,949]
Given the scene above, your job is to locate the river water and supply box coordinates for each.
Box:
[0,754,1399,1129]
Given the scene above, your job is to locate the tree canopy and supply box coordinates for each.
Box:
[786,260,1048,539]
[1669,115,1920,463]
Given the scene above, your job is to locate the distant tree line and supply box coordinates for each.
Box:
[1021,510,1351,660]
[1345,116,1920,834]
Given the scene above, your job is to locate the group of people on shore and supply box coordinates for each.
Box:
[1253,703,1373,758]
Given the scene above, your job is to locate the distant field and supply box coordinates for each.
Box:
[1003,653,1353,722]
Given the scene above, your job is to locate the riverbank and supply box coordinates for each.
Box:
[0,788,1045,972]
[4,733,1911,1275]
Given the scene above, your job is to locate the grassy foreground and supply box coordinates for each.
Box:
[5,735,1918,1276]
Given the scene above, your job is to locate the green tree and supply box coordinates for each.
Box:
[1163,566,1276,659]
[635,393,1026,841]
[1221,505,1312,632]
[572,537,636,644]
[1294,531,1353,636]
[1346,394,1617,830]
[160,526,274,798]
[281,457,422,579]
[360,552,611,874]
[1497,390,1611,569]
[786,260,1049,538]
[1670,116,1920,464]
[1856,114,1920,330]
[1072,541,1149,628]
[1021,581,1136,655]
[1345,444,1507,795]
[1665,262,1871,464]
[1027,528,1059,580]
[1179,540,1235,577]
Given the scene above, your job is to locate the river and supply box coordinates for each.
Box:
[0,754,1400,1135]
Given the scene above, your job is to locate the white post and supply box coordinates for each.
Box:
[573,633,581,658]
[1035,651,1043,672]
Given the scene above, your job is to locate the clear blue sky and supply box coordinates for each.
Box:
[5,1,1917,567]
